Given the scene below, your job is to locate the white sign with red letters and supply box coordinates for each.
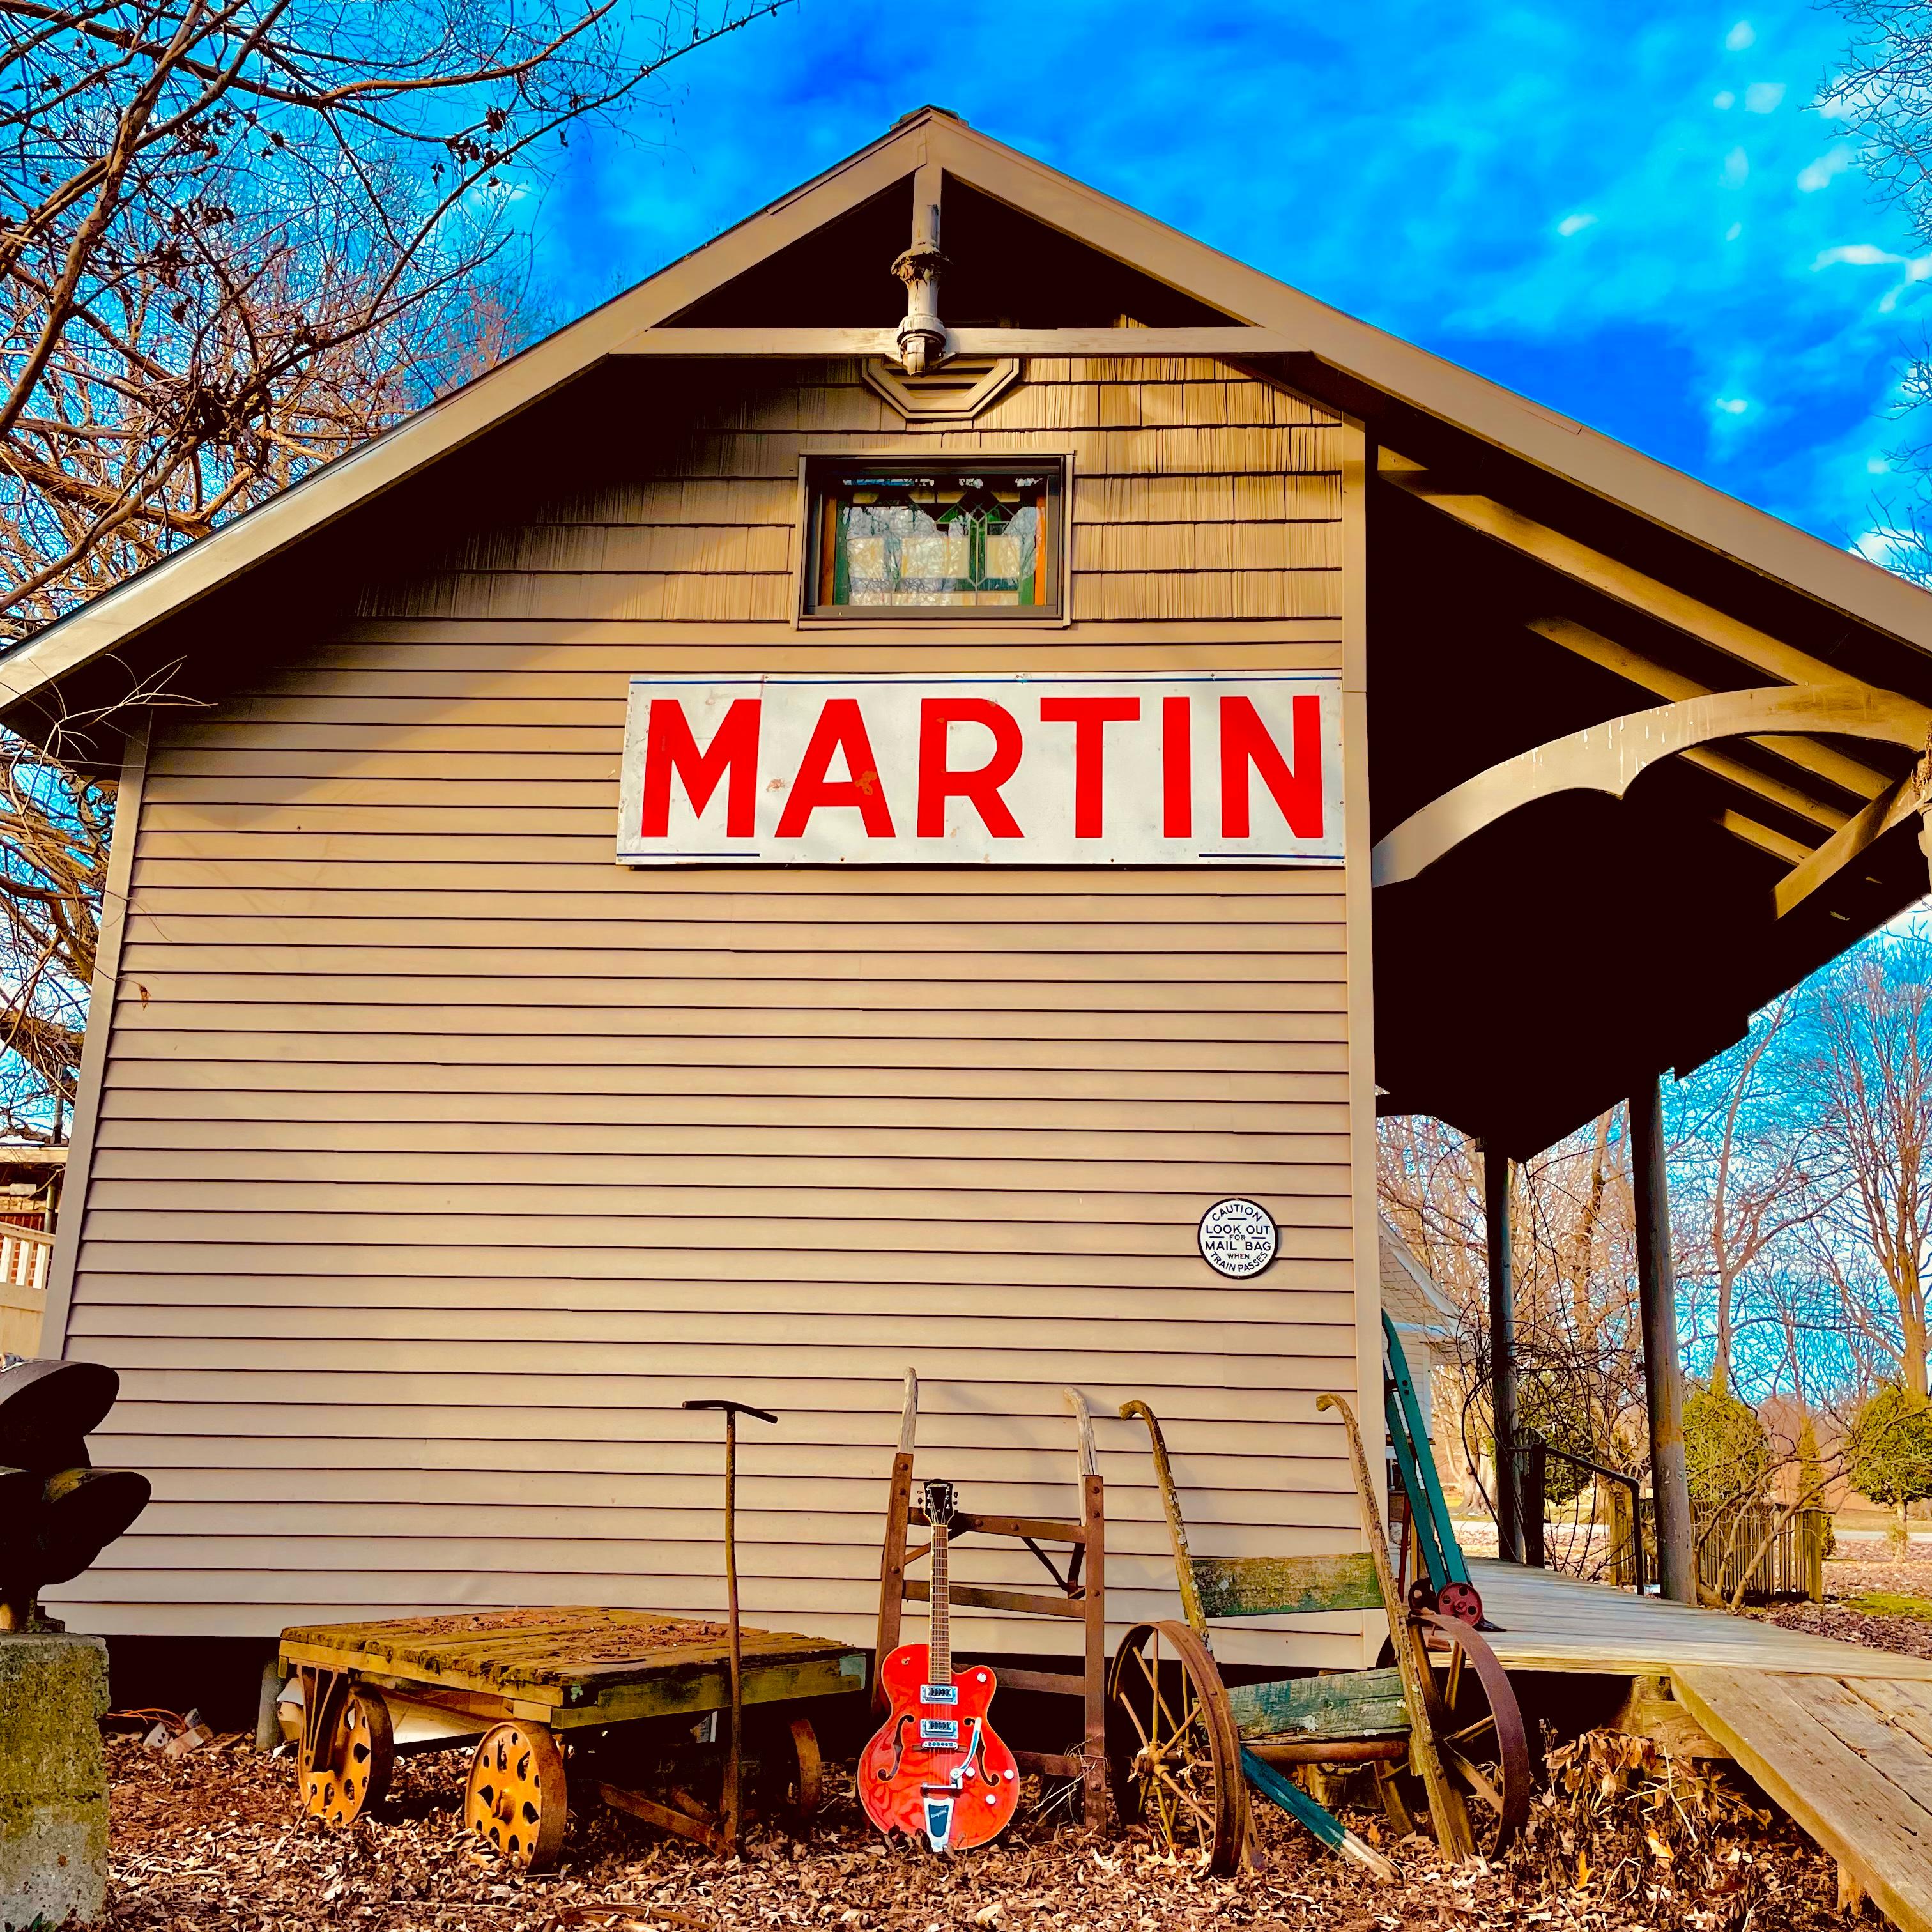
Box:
[615,671,1344,868]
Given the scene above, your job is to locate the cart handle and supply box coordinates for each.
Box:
[683,1400,778,1425]
[897,1367,918,1459]
[1064,1388,1098,1477]
[1118,1399,1208,1640]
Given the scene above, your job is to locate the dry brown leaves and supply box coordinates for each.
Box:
[95,1722,1850,1932]
[1751,1555,1932,1660]
[1512,1729,1838,1931]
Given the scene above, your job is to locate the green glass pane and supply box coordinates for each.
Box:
[818,471,1048,607]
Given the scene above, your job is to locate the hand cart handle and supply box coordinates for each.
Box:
[683,1400,778,1424]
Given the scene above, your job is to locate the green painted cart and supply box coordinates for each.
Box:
[280,1607,866,1867]
[1105,1377,1529,1876]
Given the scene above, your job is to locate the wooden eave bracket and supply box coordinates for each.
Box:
[1377,448,1932,907]
[1379,448,1865,692]
[1369,684,1932,890]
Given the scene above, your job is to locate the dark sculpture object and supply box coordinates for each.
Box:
[0,1359,150,1631]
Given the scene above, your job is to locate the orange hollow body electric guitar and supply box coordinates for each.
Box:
[860,1479,1020,1852]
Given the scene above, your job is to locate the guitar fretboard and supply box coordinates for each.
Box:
[929,1515,951,1687]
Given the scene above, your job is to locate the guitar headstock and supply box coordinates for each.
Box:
[922,1478,958,1528]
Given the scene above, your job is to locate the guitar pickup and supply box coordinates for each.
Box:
[919,1717,962,1746]
[920,1683,959,1705]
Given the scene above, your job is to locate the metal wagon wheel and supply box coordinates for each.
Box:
[753,1713,824,1819]
[1412,1611,1532,1855]
[466,1719,569,1870]
[298,1677,394,1828]
[1107,1620,1246,1874]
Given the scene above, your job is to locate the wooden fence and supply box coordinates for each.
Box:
[1693,1504,1828,1605]
[0,1223,52,1358]
[1512,1437,1828,1604]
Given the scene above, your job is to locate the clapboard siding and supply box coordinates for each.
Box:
[355,357,1342,627]
[52,356,1374,1666]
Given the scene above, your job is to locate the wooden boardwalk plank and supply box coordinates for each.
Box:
[1846,1678,1932,1756]
[1470,1560,1932,1680]
[1673,1666,1932,1932]
[1779,1675,1932,1832]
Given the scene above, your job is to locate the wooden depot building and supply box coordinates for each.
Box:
[12,109,1932,1662]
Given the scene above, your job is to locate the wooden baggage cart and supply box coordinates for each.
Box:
[1106,1388,1529,1876]
[280,1607,867,1868]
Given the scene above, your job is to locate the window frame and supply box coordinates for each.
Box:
[795,454,1070,625]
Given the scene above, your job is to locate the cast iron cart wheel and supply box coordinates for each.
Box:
[300,1680,393,1827]
[466,1720,568,1869]
[1380,1611,1532,1856]
[1107,1620,1246,1874]
[749,1711,824,1818]
[783,1715,824,1818]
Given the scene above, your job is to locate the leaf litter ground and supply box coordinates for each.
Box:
[103,1720,1853,1932]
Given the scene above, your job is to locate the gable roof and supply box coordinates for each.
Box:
[8,105,1932,744]
[1378,1217,1459,1335]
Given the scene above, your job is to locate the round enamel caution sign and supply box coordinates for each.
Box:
[1197,1198,1278,1278]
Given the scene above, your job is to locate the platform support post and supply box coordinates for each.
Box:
[1483,1142,1522,1563]
[1631,1073,1695,1605]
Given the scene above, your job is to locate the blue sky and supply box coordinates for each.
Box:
[526,1,1932,561]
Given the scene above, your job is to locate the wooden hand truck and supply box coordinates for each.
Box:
[1381,1312,1483,1625]
[874,1368,1109,1830]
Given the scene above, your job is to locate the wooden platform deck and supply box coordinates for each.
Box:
[1469,1560,1932,1931]
[279,1607,870,1730]
[1471,1559,1932,1680]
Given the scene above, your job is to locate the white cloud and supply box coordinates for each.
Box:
[1809,242,1932,310]
[1726,19,1756,50]
[1557,211,1597,236]
[1713,89,1736,109]
[1722,146,1749,187]
[1814,242,1904,268]
[1798,149,1852,192]
[1878,264,1932,310]
[1726,222,1744,241]
[1868,456,1890,475]
[1714,395,1751,415]
[1744,81,1786,113]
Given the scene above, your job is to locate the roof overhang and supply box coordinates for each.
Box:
[7,108,1931,1154]
[10,108,1932,741]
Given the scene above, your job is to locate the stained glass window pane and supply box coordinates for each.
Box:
[813,468,1054,611]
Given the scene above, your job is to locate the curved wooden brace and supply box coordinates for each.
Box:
[1370,685,1932,887]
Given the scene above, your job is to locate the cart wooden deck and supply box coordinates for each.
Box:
[281,1607,869,1867]
[280,1606,868,1730]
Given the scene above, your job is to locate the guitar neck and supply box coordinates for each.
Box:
[930,1518,950,1685]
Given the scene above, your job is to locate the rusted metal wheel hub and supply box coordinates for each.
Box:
[299,1683,394,1828]
[466,1720,567,1869]
[1105,1620,1246,1875]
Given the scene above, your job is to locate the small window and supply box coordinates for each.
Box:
[806,461,1062,618]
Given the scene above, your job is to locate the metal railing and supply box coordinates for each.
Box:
[1512,1436,1649,1595]
[1506,1436,1829,1604]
